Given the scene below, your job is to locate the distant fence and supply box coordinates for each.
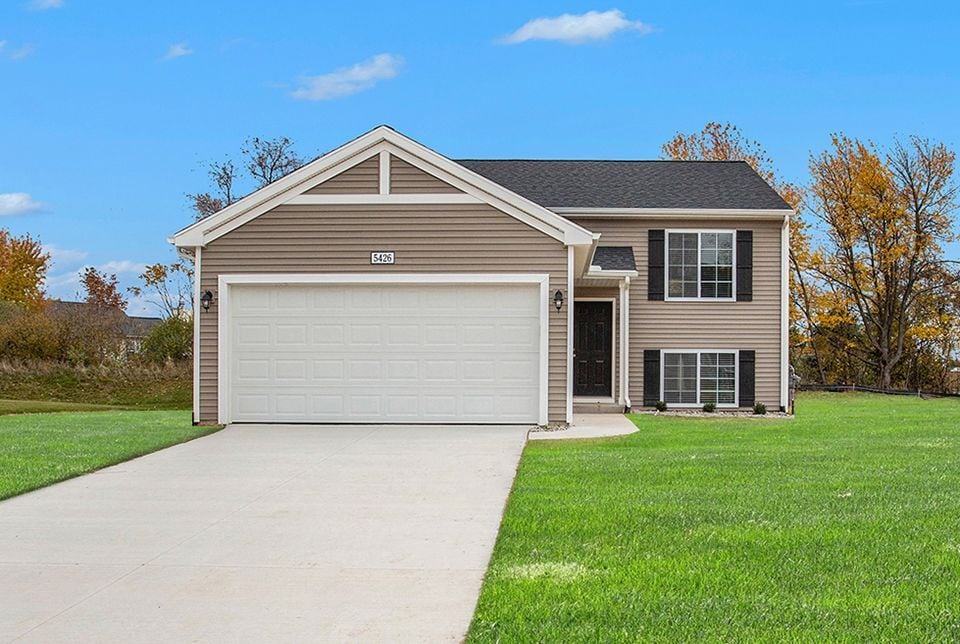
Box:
[798,383,960,399]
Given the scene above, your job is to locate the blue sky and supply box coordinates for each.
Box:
[2,1,958,314]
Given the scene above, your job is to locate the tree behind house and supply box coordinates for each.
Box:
[188,136,305,221]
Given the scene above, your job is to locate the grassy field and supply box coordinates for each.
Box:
[0,361,191,410]
[0,410,218,500]
[469,393,960,642]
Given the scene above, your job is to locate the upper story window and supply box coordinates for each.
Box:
[667,231,734,300]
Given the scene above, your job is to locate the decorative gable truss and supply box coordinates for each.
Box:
[171,126,595,262]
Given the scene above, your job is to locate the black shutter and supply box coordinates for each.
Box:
[643,349,661,406]
[739,350,755,408]
[648,229,665,301]
[736,230,753,302]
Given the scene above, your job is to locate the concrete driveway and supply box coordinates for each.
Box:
[0,424,529,642]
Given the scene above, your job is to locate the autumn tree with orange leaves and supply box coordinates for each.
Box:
[81,267,127,311]
[806,135,959,388]
[0,228,49,311]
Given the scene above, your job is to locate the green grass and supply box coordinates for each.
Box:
[469,393,960,642]
[0,410,218,500]
[0,399,121,415]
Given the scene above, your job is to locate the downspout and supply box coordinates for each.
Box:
[621,275,632,412]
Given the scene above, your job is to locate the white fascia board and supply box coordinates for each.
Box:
[583,269,639,279]
[551,207,793,220]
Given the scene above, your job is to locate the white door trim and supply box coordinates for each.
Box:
[216,273,551,425]
[572,297,616,402]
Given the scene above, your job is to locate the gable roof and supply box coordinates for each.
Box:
[455,160,791,211]
[171,126,595,249]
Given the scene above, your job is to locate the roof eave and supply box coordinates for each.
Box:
[551,207,794,219]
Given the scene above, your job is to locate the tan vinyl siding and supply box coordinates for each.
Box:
[389,155,462,194]
[199,203,568,423]
[570,218,784,409]
[305,156,379,194]
[574,286,620,402]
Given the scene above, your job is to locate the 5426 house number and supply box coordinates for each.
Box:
[370,251,396,265]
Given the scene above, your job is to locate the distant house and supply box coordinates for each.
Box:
[46,301,163,354]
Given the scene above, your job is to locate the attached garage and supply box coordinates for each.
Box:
[176,126,598,426]
[221,275,549,424]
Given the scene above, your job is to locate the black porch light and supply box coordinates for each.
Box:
[200,290,214,312]
[554,289,564,312]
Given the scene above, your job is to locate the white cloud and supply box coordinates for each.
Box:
[97,260,146,275]
[291,53,403,101]
[9,44,34,60]
[43,244,88,269]
[500,9,652,45]
[27,0,63,9]
[0,192,43,216]
[162,42,193,61]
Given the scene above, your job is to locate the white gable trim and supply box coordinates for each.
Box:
[171,126,594,248]
[286,194,483,205]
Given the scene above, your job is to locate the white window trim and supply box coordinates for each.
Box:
[664,229,737,303]
[216,273,551,426]
[572,297,616,403]
[660,349,739,408]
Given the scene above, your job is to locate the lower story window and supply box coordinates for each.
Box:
[662,351,737,406]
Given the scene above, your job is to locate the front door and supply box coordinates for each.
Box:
[574,301,613,397]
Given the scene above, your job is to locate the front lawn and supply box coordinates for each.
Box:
[0,410,218,500]
[469,393,960,642]
[0,399,120,415]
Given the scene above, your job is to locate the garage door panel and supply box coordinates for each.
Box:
[227,282,542,423]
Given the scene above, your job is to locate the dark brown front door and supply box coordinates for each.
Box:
[574,301,613,397]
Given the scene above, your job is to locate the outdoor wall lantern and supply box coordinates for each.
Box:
[200,290,214,312]
[554,289,564,312]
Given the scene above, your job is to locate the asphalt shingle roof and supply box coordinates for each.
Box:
[592,247,637,272]
[455,159,790,210]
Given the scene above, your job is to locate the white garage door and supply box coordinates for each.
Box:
[224,280,544,424]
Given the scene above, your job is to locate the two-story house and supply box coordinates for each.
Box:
[172,126,790,426]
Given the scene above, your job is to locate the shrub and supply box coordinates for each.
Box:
[702,402,716,413]
[141,316,193,363]
[654,400,668,412]
[0,301,60,360]
[753,402,768,415]
[49,305,126,365]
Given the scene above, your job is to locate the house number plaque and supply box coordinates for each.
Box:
[370,251,396,265]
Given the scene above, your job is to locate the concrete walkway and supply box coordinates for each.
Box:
[530,413,638,441]
[0,424,529,643]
